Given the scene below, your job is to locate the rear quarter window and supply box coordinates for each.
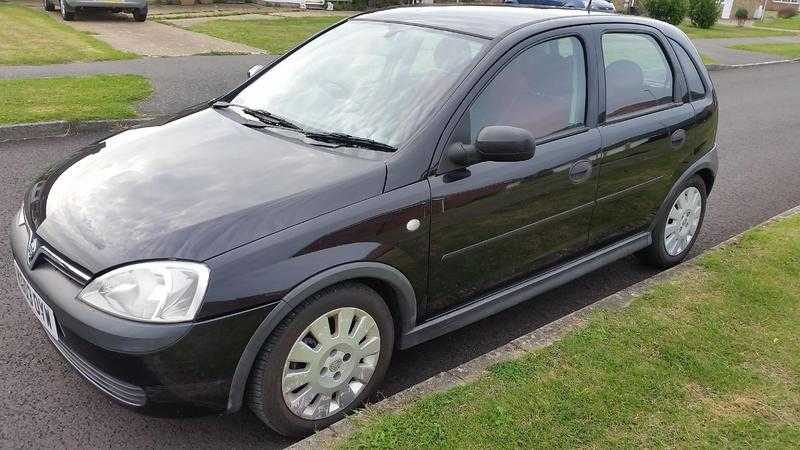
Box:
[670,40,707,100]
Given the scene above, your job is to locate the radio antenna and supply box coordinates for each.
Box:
[586,0,593,11]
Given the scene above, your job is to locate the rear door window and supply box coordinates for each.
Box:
[602,33,673,118]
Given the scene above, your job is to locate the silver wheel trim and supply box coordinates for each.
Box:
[664,186,702,256]
[281,307,380,420]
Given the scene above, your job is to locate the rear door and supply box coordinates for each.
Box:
[590,25,695,246]
[425,28,602,318]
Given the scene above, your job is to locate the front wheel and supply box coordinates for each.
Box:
[133,6,147,22]
[246,282,394,437]
[639,175,707,268]
[43,0,55,12]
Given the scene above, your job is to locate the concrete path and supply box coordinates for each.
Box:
[0,55,276,116]
[694,35,800,65]
[44,9,264,57]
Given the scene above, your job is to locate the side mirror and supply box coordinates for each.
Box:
[247,64,265,79]
[448,126,535,166]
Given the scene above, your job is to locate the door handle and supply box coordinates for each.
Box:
[569,160,593,183]
[670,129,687,148]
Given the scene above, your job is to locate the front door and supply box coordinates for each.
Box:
[425,30,602,318]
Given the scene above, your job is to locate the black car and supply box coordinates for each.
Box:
[10,5,717,437]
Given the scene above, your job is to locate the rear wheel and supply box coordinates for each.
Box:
[246,282,394,437]
[60,0,74,20]
[133,5,147,22]
[639,175,707,268]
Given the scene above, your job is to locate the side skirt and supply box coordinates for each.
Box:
[399,231,652,349]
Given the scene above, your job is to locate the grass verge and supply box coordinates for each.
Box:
[754,16,800,31]
[729,43,800,59]
[188,16,342,54]
[0,75,152,125]
[0,3,135,65]
[679,21,794,39]
[339,213,800,449]
[700,53,718,64]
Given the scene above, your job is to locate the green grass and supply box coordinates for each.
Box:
[0,75,152,124]
[730,43,800,58]
[679,21,794,39]
[754,15,800,31]
[339,214,800,449]
[188,16,342,54]
[700,53,718,64]
[0,3,135,65]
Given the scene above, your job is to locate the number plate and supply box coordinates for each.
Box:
[14,261,59,341]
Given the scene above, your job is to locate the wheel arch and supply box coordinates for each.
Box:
[225,261,418,413]
[695,167,715,194]
[650,145,718,233]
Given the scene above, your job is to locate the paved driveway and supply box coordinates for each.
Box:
[1,63,800,448]
[43,9,264,57]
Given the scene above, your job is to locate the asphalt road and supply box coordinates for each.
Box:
[2,62,800,448]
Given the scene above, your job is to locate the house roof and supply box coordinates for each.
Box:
[355,6,598,39]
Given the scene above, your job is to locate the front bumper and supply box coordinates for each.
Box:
[9,221,277,416]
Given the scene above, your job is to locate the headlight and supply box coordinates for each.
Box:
[77,261,210,323]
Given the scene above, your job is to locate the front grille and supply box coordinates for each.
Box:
[48,335,147,407]
[39,246,91,285]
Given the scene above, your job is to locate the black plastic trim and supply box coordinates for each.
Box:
[48,334,147,407]
[442,201,594,262]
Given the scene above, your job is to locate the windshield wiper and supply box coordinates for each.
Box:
[303,131,397,153]
[212,101,303,131]
[213,102,396,152]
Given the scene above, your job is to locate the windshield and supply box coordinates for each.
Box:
[232,21,486,149]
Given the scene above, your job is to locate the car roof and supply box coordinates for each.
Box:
[355,6,603,39]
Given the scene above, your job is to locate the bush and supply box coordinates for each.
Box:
[688,0,720,29]
[347,0,404,11]
[643,0,687,25]
[735,7,748,19]
[777,7,798,19]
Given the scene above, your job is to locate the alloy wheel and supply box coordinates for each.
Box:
[664,186,702,256]
[281,307,380,420]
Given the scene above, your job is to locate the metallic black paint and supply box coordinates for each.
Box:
[10,8,719,417]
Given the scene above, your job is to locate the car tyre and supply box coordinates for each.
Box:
[43,0,55,12]
[639,175,707,268]
[133,6,147,22]
[246,282,394,437]
[60,0,75,20]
